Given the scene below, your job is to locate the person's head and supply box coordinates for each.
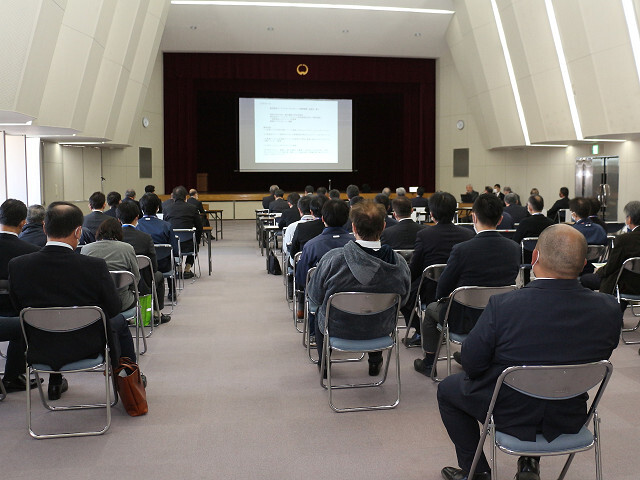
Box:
[624,201,640,228]
[316,186,327,196]
[396,187,406,197]
[465,184,474,193]
[309,194,328,217]
[428,192,457,224]
[416,186,425,197]
[483,186,493,195]
[44,202,84,245]
[504,193,518,206]
[321,199,350,227]
[124,189,136,200]
[106,191,121,208]
[494,184,501,193]
[472,193,503,228]
[26,204,45,225]
[569,197,590,221]
[349,195,364,206]
[346,184,359,199]
[189,189,198,198]
[392,196,412,219]
[559,187,569,198]
[116,201,140,225]
[530,187,539,195]
[527,195,544,213]
[0,199,28,229]
[350,199,386,240]
[503,186,513,194]
[589,197,601,217]
[144,185,155,193]
[304,185,314,195]
[328,189,341,200]
[297,195,313,215]
[89,191,106,210]
[269,185,279,195]
[381,187,391,196]
[274,188,284,199]
[532,224,587,279]
[96,217,123,241]
[172,185,188,201]
[374,193,391,212]
[139,193,161,216]
[287,192,300,207]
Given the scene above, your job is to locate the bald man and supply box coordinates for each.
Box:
[437,225,622,480]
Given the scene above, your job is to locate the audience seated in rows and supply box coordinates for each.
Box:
[81,217,141,313]
[104,191,121,218]
[122,188,143,218]
[346,184,360,205]
[262,184,279,209]
[268,189,289,213]
[277,192,301,229]
[328,189,341,200]
[503,186,521,205]
[9,202,136,401]
[496,209,514,229]
[402,192,474,345]
[19,204,47,247]
[437,224,622,480]
[283,195,315,265]
[316,186,327,197]
[83,191,108,236]
[307,199,410,375]
[290,195,328,263]
[546,186,570,222]
[511,195,554,246]
[380,196,425,250]
[163,185,203,279]
[570,197,607,245]
[411,186,429,208]
[414,193,520,377]
[374,193,397,223]
[304,185,314,196]
[396,187,406,197]
[588,197,607,230]
[503,193,528,223]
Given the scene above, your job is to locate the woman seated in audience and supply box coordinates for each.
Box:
[81,217,140,312]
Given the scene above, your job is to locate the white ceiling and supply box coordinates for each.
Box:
[161,0,455,58]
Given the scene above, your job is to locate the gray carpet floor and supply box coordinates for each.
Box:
[1,220,639,479]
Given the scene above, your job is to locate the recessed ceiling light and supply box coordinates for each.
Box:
[171,1,454,15]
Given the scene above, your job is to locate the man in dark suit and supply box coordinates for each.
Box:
[117,201,170,324]
[163,185,203,279]
[437,225,622,480]
[0,199,41,392]
[19,204,47,247]
[188,188,209,227]
[374,194,398,227]
[415,194,520,377]
[402,192,475,345]
[546,186,570,222]
[461,184,479,203]
[289,195,328,260]
[591,201,640,296]
[411,186,429,208]
[104,191,121,218]
[268,189,289,213]
[122,188,143,218]
[511,195,554,246]
[83,191,108,236]
[262,184,279,209]
[503,193,528,223]
[9,202,136,401]
[277,192,301,229]
[380,196,425,249]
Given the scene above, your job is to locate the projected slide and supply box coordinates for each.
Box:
[239,97,353,172]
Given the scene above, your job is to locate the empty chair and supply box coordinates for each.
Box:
[468,361,613,480]
[320,292,402,413]
[20,306,116,439]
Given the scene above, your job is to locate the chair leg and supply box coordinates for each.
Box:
[594,412,603,480]
[621,316,640,344]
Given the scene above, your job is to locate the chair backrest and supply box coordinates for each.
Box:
[423,264,446,282]
[394,249,414,263]
[136,255,151,271]
[110,270,136,289]
[325,292,401,339]
[614,256,640,297]
[173,227,196,243]
[520,237,538,263]
[586,245,607,263]
[0,279,8,295]
[21,305,108,334]
[448,285,516,310]
[306,266,317,285]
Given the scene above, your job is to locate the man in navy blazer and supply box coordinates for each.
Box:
[437,225,622,480]
[415,194,520,377]
[380,196,425,250]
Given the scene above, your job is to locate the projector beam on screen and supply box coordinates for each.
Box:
[238,97,353,172]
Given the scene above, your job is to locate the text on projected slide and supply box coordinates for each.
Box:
[254,99,338,164]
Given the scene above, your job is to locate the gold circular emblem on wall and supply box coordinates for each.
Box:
[297,64,309,76]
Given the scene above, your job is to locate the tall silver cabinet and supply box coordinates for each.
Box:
[575,156,619,221]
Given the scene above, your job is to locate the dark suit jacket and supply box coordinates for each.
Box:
[278,207,301,229]
[598,227,640,294]
[19,222,47,247]
[459,279,621,442]
[9,245,121,369]
[268,198,289,213]
[290,219,325,259]
[380,219,425,250]
[262,194,275,210]
[411,196,429,208]
[161,198,174,216]
[163,199,203,243]
[512,213,554,245]
[187,196,205,213]
[83,211,108,236]
[0,233,40,316]
[504,204,529,224]
[436,231,520,332]
[497,211,514,229]
[122,225,158,294]
[104,206,118,218]
[547,196,570,221]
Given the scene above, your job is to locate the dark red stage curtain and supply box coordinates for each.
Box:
[164,53,435,193]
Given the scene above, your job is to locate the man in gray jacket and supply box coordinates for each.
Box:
[307,199,411,376]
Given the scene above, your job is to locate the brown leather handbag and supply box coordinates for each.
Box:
[114,357,148,416]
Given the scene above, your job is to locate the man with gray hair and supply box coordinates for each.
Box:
[19,204,47,247]
[437,224,622,480]
[262,185,279,209]
[396,187,406,197]
[503,193,528,224]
